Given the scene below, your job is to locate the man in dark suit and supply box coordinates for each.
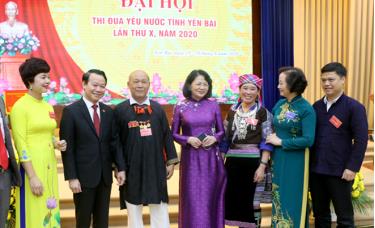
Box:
[310,62,368,227]
[60,69,125,228]
[0,97,21,228]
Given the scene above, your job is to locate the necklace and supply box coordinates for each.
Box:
[233,104,257,140]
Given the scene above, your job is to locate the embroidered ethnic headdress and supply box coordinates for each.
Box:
[233,74,263,110]
[239,74,262,89]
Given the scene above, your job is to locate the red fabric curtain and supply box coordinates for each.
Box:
[0,1,119,97]
[4,0,84,93]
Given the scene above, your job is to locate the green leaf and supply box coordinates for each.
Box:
[54,212,61,225]
[43,212,51,226]
[352,191,373,215]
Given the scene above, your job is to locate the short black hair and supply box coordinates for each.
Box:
[82,69,107,85]
[278,66,308,95]
[182,69,212,99]
[321,62,347,78]
[19,57,50,89]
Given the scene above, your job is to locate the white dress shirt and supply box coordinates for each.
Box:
[82,96,101,121]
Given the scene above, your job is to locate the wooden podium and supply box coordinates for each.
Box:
[0,53,28,90]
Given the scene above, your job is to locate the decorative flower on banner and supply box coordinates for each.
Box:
[121,88,130,99]
[59,77,70,93]
[36,72,245,105]
[0,31,40,56]
[152,73,162,94]
[0,79,11,95]
[49,81,57,93]
[47,98,57,106]
[100,90,112,103]
[228,72,239,93]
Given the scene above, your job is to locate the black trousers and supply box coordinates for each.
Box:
[73,178,112,228]
[309,172,354,228]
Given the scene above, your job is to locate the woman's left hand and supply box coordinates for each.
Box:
[253,165,266,183]
[54,140,67,151]
[266,133,282,146]
[202,136,217,148]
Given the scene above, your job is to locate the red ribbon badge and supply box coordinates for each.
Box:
[329,115,342,128]
[128,121,139,128]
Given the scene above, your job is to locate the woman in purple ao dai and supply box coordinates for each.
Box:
[172,69,227,228]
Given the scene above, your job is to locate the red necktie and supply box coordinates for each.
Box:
[92,104,100,136]
[0,123,8,170]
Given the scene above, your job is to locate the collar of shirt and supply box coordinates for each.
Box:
[129,96,150,106]
[82,96,100,119]
[323,92,343,111]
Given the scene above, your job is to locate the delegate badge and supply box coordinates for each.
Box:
[128,121,139,128]
[329,115,342,128]
[139,120,152,137]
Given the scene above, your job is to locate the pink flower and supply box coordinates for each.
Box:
[60,78,68,87]
[0,79,10,95]
[17,43,24,49]
[48,98,57,106]
[49,81,57,89]
[46,197,57,209]
[177,92,184,100]
[6,44,13,50]
[156,98,168,104]
[228,73,239,93]
[151,73,162,94]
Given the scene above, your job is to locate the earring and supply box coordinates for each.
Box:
[29,85,33,90]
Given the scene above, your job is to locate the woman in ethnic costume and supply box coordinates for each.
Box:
[266,67,316,228]
[10,58,66,228]
[222,74,273,228]
[171,69,227,228]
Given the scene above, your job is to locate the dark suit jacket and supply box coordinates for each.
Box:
[0,97,21,186]
[59,99,124,188]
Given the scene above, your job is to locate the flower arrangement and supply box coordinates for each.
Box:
[0,31,40,56]
[6,187,16,228]
[351,172,373,215]
[2,72,242,105]
[43,78,81,105]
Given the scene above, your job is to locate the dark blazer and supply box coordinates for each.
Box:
[311,94,368,176]
[0,98,21,186]
[59,99,124,188]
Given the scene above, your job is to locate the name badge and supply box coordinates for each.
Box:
[140,128,152,137]
[139,120,152,136]
[329,115,342,128]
